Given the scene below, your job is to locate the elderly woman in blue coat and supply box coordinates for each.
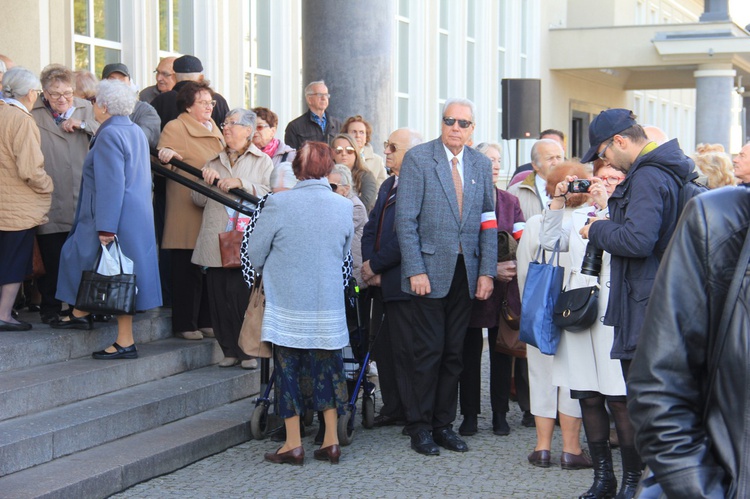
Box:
[52,79,162,359]
[243,141,353,465]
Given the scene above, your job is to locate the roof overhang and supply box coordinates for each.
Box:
[548,21,750,90]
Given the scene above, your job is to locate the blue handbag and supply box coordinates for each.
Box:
[519,242,564,355]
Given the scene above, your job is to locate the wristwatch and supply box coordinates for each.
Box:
[80,121,87,131]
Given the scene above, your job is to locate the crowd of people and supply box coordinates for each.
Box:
[2,52,750,494]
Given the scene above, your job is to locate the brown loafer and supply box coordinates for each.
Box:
[313,444,341,464]
[560,450,593,470]
[527,449,551,468]
[264,446,304,466]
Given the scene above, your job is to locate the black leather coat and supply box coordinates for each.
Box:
[628,187,750,498]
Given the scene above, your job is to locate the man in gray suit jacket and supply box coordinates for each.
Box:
[396,98,497,455]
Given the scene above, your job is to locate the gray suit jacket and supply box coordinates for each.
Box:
[396,137,497,298]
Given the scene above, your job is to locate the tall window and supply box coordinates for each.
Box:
[466,0,476,102]
[519,0,529,77]
[497,0,507,140]
[73,0,121,75]
[438,0,450,128]
[158,0,194,56]
[396,0,410,127]
[244,0,272,108]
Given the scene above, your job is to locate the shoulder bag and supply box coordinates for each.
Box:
[552,279,600,332]
[219,210,243,268]
[518,242,564,355]
[238,276,272,358]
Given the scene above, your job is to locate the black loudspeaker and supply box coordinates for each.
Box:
[501,79,541,140]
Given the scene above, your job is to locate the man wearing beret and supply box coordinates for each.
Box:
[150,54,230,130]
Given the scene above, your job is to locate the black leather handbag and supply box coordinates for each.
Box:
[552,283,599,332]
[75,239,137,316]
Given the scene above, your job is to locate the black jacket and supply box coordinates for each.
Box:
[588,139,692,359]
[283,110,341,149]
[151,80,230,130]
[361,176,408,302]
[628,187,750,498]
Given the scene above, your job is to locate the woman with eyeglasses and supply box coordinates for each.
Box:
[330,133,377,213]
[190,108,272,368]
[0,67,53,331]
[341,115,387,190]
[157,81,225,342]
[30,64,99,325]
[537,160,637,499]
[251,107,296,167]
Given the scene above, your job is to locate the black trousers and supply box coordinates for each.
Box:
[459,326,531,415]
[384,299,414,418]
[36,232,69,316]
[170,249,211,333]
[406,256,471,432]
[153,173,171,307]
[206,267,251,359]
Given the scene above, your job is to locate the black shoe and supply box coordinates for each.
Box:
[522,410,536,428]
[50,314,93,330]
[492,412,510,436]
[92,342,137,359]
[373,414,406,427]
[458,414,478,436]
[0,319,32,331]
[92,314,113,323]
[410,429,440,456]
[433,427,469,452]
[40,312,60,324]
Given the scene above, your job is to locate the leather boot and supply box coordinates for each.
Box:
[615,446,643,499]
[579,441,617,499]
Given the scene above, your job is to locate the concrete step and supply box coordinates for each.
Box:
[0,398,255,499]
[0,337,220,422]
[0,364,259,477]
[0,309,173,374]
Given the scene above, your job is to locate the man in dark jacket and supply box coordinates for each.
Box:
[361,128,422,428]
[628,187,750,498]
[579,109,692,375]
[150,55,229,130]
[284,80,341,149]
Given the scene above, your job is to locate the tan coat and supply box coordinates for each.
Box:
[157,113,225,249]
[362,143,387,190]
[191,145,273,267]
[31,97,99,234]
[506,171,546,221]
[0,101,54,230]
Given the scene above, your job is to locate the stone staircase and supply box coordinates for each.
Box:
[0,309,260,498]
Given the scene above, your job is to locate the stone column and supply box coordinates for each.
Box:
[700,0,730,22]
[694,64,735,150]
[301,0,393,151]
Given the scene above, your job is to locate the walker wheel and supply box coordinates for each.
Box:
[250,402,270,440]
[337,408,355,446]
[362,395,375,429]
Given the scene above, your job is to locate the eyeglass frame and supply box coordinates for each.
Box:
[442,117,473,129]
[195,99,217,109]
[220,120,250,130]
[307,92,331,99]
[384,141,400,153]
[333,146,355,155]
[597,174,626,186]
[598,139,615,161]
[153,70,175,78]
[45,90,74,100]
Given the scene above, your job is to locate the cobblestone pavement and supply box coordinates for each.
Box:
[115,344,618,498]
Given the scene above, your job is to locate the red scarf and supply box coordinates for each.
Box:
[261,138,280,159]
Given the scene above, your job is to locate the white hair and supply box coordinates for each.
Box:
[227,108,257,128]
[270,162,298,190]
[330,163,353,186]
[442,98,476,122]
[1,67,40,99]
[96,79,136,116]
[305,80,326,95]
[0,60,6,74]
[476,142,502,157]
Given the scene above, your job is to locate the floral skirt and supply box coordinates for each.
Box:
[274,345,348,419]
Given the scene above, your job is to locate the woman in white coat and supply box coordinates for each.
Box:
[540,159,637,499]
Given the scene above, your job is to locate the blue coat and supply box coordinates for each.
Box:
[396,138,497,298]
[588,138,692,359]
[362,175,408,302]
[57,115,162,311]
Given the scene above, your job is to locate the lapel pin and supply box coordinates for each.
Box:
[471,179,476,184]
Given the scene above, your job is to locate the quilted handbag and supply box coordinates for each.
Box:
[518,242,564,355]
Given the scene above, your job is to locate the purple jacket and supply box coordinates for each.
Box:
[468,188,525,328]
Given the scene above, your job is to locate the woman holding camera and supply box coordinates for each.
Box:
[540,160,637,499]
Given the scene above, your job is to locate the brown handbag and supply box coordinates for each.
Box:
[218,212,243,269]
[494,278,526,358]
[30,237,46,278]
[238,277,272,358]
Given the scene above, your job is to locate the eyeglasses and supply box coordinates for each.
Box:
[333,146,355,155]
[308,92,330,99]
[329,183,338,192]
[442,117,473,129]
[196,100,217,108]
[220,121,247,130]
[598,139,614,161]
[46,90,74,100]
[153,70,175,78]
[256,124,271,131]
[597,175,625,186]
[384,141,400,153]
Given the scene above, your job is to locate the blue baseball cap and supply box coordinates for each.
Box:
[580,108,638,164]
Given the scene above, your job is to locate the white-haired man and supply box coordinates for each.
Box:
[284,80,341,149]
